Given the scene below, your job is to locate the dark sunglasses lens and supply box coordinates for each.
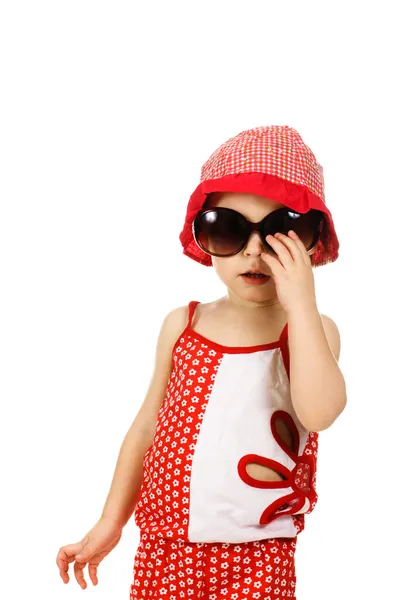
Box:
[194,209,248,256]
[264,209,322,251]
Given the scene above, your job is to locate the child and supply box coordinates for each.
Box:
[56,125,347,599]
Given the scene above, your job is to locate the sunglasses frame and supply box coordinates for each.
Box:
[192,206,324,258]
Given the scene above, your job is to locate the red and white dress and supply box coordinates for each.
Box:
[130,300,319,600]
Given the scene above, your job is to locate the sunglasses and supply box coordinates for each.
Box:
[192,206,324,257]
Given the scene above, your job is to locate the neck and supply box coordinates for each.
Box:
[224,291,284,311]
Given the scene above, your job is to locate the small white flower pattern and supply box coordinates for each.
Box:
[134,331,222,541]
[130,531,298,600]
[131,301,319,598]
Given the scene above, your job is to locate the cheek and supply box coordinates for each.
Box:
[212,257,238,282]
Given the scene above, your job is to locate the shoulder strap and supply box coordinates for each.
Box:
[279,321,288,344]
[187,300,200,329]
[278,321,290,379]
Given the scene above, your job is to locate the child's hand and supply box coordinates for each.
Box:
[261,230,317,314]
[56,516,123,589]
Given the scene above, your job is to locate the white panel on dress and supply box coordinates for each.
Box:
[188,348,309,543]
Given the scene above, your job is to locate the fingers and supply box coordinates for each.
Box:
[56,553,70,584]
[88,563,99,586]
[266,232,310,267]
[261,247,284,277]
[287,230,312,264]
[56,544,81,584]
[74,558,90,589]
[266,234,294,266]
[56,543,98,588]
[74,557,99,589]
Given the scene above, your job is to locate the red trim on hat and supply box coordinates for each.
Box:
[179,172,339,268]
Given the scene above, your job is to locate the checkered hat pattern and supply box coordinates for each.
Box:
[179,125,339,267]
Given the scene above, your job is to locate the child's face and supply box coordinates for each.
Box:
[203,191,304,304]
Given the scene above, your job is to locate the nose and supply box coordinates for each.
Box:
[243,230,269,256]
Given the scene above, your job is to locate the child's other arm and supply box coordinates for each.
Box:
[99,304,188,528]
[287,307,347,432]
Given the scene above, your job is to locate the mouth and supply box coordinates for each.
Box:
[240,270,271,284]
[240,270,270,278]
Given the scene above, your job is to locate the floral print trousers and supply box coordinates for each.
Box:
[129,531,298,600]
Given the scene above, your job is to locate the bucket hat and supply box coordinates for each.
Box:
[179,125,339,267]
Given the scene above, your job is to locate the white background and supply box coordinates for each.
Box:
[1,1,399,598]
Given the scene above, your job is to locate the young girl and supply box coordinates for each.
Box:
[56,125,347,599]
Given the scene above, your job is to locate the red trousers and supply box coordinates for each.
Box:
[129,531,298,600]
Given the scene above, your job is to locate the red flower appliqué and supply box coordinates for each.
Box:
[237,410,317,525]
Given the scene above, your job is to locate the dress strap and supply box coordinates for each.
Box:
[187,300,200,329]
[278,321,290,379]
[279,321,288,344]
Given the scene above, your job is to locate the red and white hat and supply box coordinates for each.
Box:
[179,125,339,267]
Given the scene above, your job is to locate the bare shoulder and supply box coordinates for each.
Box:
[320,313,341,361]
[155,303,191,359]
[161,303,190,338]
[128,303,189,437]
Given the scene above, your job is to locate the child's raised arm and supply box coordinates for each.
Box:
[56,305,188,588]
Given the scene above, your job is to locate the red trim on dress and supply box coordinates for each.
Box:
[173,300,289,355]
[278,323,290,381]
[237,410,317,526]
